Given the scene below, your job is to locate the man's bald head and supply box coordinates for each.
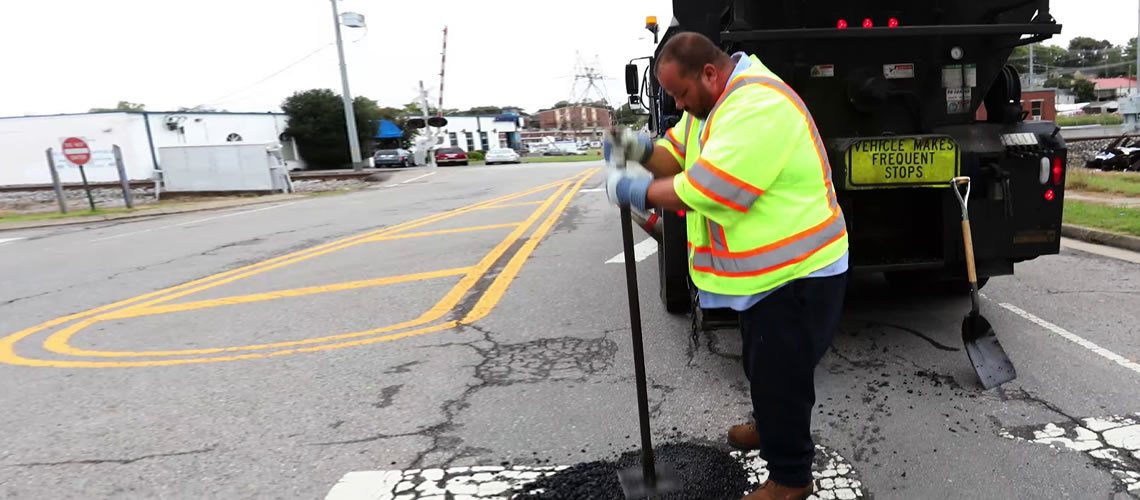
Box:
[656,32,734,78]
[654,32,736,119]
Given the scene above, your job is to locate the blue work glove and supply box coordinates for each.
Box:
[603,128,654,166]
[605,170,651,211]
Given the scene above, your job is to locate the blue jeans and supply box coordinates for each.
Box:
[738,272,847,487]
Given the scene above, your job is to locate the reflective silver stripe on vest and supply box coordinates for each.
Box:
[709,220,727,251]
[691,212,847,275]
[687,159,760,211]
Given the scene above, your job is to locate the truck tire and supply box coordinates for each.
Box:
[658,210,690,314]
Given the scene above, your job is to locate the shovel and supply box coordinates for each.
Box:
[952,176,1017,390]
[608,145,681,498]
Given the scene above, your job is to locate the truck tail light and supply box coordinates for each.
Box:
[862,18,873,28]
[1044,189,1055,202]
[837,19,848,29]
[1052,157,1063,185]
[888,17,899,28]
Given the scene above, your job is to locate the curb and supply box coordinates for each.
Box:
[0,194,307,233]
[1062,224,1140,254]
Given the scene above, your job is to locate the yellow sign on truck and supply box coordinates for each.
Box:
[845,136,960,189]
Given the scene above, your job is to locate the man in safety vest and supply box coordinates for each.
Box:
[604,32,848,500]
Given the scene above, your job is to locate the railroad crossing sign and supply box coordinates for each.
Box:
[61,137,91,166]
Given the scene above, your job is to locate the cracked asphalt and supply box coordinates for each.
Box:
[2,161,1140,499]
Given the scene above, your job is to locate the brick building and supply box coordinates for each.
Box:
[524,105,613,144]
[976,89,1057,122]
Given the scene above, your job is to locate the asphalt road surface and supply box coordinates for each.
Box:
[2,161,1139,499]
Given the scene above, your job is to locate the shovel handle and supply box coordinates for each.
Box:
[951,176,971,221]
[961,219,977,286]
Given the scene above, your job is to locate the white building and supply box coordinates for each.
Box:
[0,110,303,187]
[430,114,524,152]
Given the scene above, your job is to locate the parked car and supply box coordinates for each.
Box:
[1085,136,1140,172]
[374,148,412,167]
[435,147,469,166]
[485,148,520,164]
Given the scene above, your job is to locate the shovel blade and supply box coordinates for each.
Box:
[962,313,1017,389]
[617,462,681,499]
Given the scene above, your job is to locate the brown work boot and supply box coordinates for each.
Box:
[727,423,763,450]
[741,479,814,500]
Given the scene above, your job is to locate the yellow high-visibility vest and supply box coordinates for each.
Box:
[656,54,848,295]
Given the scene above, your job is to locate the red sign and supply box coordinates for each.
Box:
[62,137,91,165]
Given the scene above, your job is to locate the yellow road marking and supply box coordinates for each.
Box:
[0,169,598,367]
[362,223,520,243]
[102,267,472,319]
[477,201,545,210]
[40,181,570,358]
[0,171,581,356]
[462,170,591,324]
[15,168,597,364]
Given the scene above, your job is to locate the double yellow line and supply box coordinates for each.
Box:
[0,169,598,368]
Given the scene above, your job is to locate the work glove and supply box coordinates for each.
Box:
[605,169,652,212]
[603,128,654,167]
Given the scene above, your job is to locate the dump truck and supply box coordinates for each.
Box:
[624,1,1067,336]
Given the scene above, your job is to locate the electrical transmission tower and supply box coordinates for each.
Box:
[569,53,613,107]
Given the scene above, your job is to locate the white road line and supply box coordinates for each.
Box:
[605,238,658,264]
[997,302,1140,376]
[0,237,26,247]
[400,172,436,184]
[89,202,302,243]
[579,187,604,193]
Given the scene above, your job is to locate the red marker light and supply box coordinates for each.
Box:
[1044,189,1055,202]
[837,19,848,29]
[1052,157,1063,184]
[677,210,686,217]
[862,18,873,28]
[888,17,899,28]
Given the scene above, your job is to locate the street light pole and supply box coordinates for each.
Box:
[330,0,363,171]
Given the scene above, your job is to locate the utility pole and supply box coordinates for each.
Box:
[1029,43,1034,89]
[330,0,363,171]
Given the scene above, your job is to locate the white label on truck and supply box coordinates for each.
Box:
[942,64,977,87]
[883,63,915,79]
[810,64,835,77]
[946,88,972,113]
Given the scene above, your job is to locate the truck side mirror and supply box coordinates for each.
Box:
[625,64,639,95]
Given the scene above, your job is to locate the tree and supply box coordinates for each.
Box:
[613,103,642,126]
[1044,75,1074,91]
[1073,79,1097,103]
[460,106,503,115]
[1057,37,1113,70]
[1010,43,1067,77]
[89,101,145,112]
[281,89,385,169]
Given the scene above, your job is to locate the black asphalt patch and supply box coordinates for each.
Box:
[511,442,750,499]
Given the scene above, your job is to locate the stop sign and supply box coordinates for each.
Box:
[61,137,91,166]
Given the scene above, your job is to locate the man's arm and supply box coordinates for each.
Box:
[646,177,690,211]
[642,144,683,178]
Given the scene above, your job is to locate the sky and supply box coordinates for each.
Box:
[0,0,1135,118]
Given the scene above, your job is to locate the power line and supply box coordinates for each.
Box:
[193,42,335,108]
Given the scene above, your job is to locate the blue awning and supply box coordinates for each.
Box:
[374,119,403,139]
